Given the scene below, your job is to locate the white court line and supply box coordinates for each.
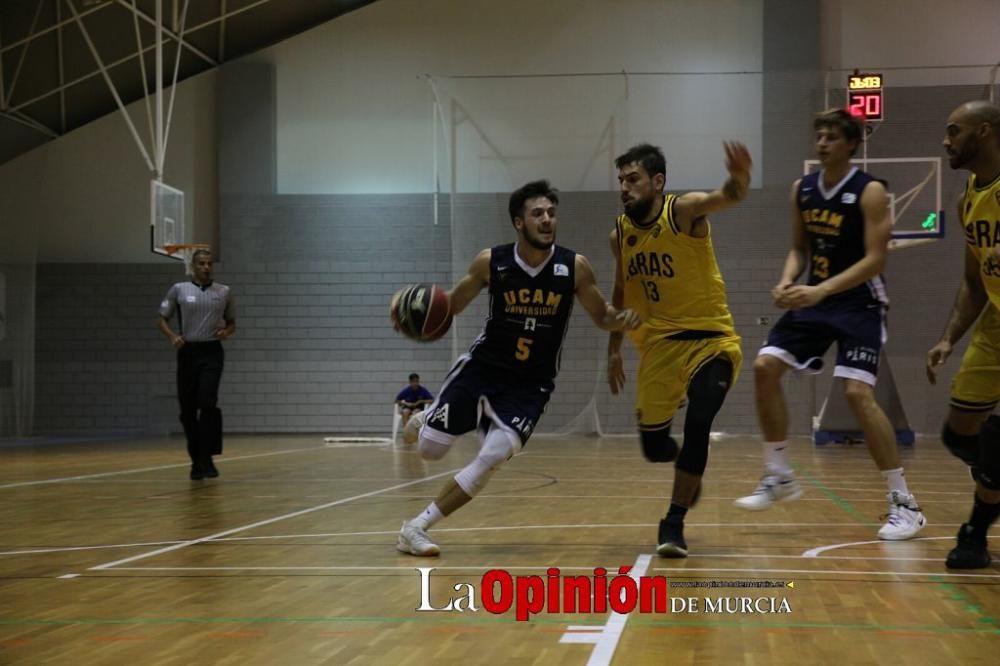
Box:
[6,523,914,558]
[803,535,999,558]
[0,445,332,490]
[207,522,903,542]
[97,547,967,571]
[96,562,1000,579]
[106,565,622,572]
[1,540,184,556]
[380,493,972,504]
[86,468,461,572]
[283,549,649,666]
[378,486,969,502]
[648,565,1000,579]
[491,477,974,485]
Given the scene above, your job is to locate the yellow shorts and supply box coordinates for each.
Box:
[951,303,1000,412]
[635,334,743,430]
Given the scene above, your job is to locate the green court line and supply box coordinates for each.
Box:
[795,469,999,632]
[0,615,997,635]
[794,468,877,527]
[932,577,1000,631]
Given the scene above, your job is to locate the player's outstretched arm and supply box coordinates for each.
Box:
[574,254,641,332]
[447,248,491,316]
[672,141,752,235]
[927,243,988,384]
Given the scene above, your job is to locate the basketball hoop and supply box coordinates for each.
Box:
[163,243,211,276]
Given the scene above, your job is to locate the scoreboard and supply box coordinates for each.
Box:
[847,72,883,121]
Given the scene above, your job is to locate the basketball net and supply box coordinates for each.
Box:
[163,243,211,276]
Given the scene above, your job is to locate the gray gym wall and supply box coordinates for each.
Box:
[30,0,976,437]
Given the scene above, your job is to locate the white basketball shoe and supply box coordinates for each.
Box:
[734,472,803,511]
[397,520,440,556]
[878,491,926,540]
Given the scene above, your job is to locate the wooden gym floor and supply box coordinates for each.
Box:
[1,433,997,665]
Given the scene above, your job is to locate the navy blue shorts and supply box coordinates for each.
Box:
[423,354,553,445]
[759,304,887,386]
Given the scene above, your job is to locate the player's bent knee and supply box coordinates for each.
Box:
[640,428,679,463]
[753,356,784,389]
[842,381,874,407]
[417,429,454,461]
[977,416,1000,490]
[676,424,713,477]
[479,427,520,468]
[942,423,980,467]
[454,428,519,497]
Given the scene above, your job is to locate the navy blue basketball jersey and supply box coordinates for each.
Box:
[468,243,576,381]
[797,168,888,307]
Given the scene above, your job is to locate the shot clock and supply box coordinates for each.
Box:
[847,72,883,122]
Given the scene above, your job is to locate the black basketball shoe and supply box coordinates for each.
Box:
[656,518,688,558]
[946,523,991,569]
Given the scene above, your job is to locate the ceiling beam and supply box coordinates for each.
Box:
[0,14,7,111]
[184,0,276,35]
[0,2,110,55]
[218,0,227,61]
[130,0,156,159]
[57,0,67,133]
[4,0,299,138]
[12,38,174,113]
[0,109,59,138]
[4,0,47,108]
[113,0,216,67]
[65,0,155,172]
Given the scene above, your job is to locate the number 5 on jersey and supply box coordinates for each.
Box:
[516,337,533,360]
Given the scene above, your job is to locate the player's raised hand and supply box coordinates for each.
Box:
[723,141,752,197]
[389,289,403,332]
[926,339,953,385]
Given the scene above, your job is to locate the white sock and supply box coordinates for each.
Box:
[412,502,445,530]
[881,468,910,497]
[763,440,792,476]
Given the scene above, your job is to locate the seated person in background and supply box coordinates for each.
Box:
[396,373,434,429]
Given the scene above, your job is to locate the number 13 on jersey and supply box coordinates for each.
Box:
[641,280,661,302]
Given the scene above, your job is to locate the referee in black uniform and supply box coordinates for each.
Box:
[158,249,236,480]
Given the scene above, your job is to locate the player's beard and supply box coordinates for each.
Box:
[949,141,978,170]
[624,195,656,224]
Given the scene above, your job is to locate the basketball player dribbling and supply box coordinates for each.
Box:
[395,180,641,556]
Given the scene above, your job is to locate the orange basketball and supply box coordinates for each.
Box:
[390,284,453,342]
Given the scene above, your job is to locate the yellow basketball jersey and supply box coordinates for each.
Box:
[616,194,737,347]
[962,172,1000,310]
